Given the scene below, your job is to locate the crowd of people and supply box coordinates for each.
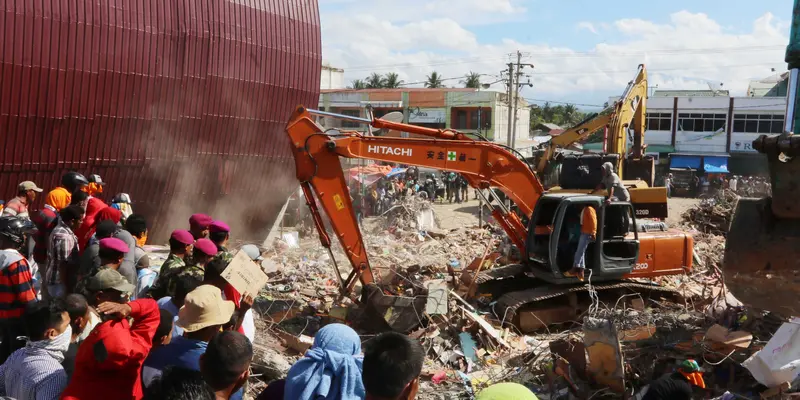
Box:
[0,172,545,400]
[349,167,472,219]
[663,172,772,198]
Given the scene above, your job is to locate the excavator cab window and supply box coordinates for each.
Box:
[598,203,639,274]
[525,196,562,265]
[539,196,639,280]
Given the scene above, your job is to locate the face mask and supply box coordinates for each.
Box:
[28,324,72,363]
[52,324,72,354]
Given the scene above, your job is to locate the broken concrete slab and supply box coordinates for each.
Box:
[706,324,753,349]
[583,317,625,393]
[425,280,448,315]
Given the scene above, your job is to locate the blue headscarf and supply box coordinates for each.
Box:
[284,324,365,400]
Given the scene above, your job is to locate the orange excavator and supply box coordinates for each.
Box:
[286,106,693,331]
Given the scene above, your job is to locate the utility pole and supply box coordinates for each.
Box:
[511,51,522,150]
[506,62,514,147]
[510,51,535,150]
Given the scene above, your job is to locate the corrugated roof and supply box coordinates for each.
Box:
[538,123,563,130]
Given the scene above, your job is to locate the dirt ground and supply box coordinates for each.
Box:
[666,196,701,226]
[430,195,701,230]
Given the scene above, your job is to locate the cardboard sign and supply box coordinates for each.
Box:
[222,250,269,296]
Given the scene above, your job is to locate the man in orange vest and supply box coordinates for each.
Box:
[565,205,597,281]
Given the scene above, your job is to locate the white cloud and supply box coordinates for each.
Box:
[577,22,598,35]
[321,0,529,26]
[322,10,789,105]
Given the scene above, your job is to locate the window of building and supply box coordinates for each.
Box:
[646,112,672,131]
[341,109,361,128]
[678,113,727,132]
[469,108,492,131]
[732,114,784,134]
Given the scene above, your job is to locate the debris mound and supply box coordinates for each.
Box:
[680,189,739,236]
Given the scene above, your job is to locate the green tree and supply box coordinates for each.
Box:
[529,102,588,132]
[383,72,403,88]
[349,79,366,89]
[366,72,385,89]
[425,71,444,88]
[462,71,481,88]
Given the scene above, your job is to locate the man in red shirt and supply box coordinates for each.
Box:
[0,217,37,363]
[61,269,159,400]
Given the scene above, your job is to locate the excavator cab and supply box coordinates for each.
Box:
[526,194,639,284]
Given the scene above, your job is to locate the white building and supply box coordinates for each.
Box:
[641,93,784,174]
[587,89,785,174]
[320,64,345,90]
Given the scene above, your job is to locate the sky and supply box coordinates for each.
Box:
[319,0,793,109]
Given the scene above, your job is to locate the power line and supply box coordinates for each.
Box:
[343,45,784,72]
[531,62,781,76]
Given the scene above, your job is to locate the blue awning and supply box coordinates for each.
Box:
[670,155,701,169]
[704,157,729,173]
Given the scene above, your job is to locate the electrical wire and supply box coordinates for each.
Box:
[344,45,784,71]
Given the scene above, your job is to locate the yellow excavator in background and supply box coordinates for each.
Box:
[723,0,800,317]
[537,65,666,218]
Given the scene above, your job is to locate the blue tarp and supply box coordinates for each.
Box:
[670,155,702,169]
[704,157,729,173]
[387,167,407,178]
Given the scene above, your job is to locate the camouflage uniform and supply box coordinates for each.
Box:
[213,247,233,265]
[149,253,188,299]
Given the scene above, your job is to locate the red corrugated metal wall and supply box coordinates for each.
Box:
[0,0,321,241]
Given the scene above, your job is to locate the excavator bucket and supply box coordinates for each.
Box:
[723,134,800,316]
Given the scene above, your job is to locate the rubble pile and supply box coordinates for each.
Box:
[680,189,739,236]
[246,196,796,399]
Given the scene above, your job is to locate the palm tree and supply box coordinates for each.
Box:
[462,71,481,88]
[349,79,366,89]
[425,71,444,88]
[383,72,403,88]
[366,72,385,89]
[563,104,578,125]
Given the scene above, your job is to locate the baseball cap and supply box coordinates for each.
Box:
[87,268,135,294]
[88,174,105,185]
[189,214,213,229]
[177,285,235,332]
[99,237,129,253]
[240,244,263,261]
[193,238,217,256]
[18,181,43,193]
[209,220,230,234]
[170,229,195,246]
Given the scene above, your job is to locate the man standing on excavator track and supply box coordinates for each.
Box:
[565,205,597,281]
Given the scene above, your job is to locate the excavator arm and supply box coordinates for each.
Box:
[286,106,545,294]
[535,112,612,174]
[534,65,649,182]
[607,64,648,178]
